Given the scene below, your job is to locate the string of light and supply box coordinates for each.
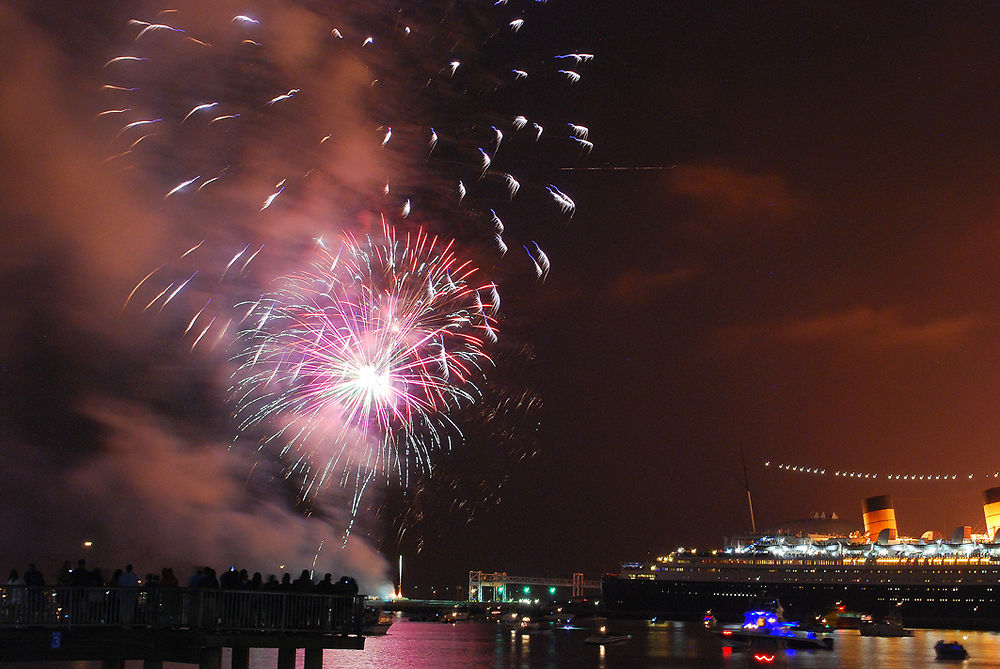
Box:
[764,461,1000,481]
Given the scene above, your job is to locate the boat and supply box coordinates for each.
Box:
[819,603,863,629]
[934,640,969,660]
[362,608,394,635]
[544,610,574,624]
[440,608,470,623]
[584,625,631,645]
[713,606,834,650]
[858,614,913,637]
[602,489,1000,629]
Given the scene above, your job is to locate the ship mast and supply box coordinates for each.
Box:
[740,448,757,533]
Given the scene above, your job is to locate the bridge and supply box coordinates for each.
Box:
[0,585,365,669]
[467,571,601,602]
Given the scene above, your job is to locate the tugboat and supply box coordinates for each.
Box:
[934,640,969,660]
[858,614,913,637]
[820,603,863,630]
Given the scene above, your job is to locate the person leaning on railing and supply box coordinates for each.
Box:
[5,570,25,624]
[24,564,44,625]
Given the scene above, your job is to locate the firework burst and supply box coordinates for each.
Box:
[232,222,498,509]
[106,0,589,535]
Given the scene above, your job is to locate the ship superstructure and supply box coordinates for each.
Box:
[603,488,1000,629]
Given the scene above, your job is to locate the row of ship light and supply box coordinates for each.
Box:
[764,461,1000,481]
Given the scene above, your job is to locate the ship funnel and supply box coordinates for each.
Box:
[984,487,1000,542]
[862,495,897,542]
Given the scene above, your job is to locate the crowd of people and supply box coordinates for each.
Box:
[6,559,359,596]
[3,560,362,630]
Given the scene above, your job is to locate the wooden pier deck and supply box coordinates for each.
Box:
[0,586,366,668]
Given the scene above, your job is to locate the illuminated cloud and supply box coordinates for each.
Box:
[722,306,982,352]
[599,266,697,306]
[0,5,389,584]
[68,399,389,588]
[669,163,798,225]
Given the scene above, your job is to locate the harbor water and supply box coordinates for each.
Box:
[315,618,1000,668]
[192,618,1000,669]
[6,618,1000,669]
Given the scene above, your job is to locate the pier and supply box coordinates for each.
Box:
[0,586,365,668]
[467,571,601,601]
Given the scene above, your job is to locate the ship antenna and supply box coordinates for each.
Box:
[740,448,757,533]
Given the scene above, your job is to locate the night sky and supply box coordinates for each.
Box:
[5,1,1000,596]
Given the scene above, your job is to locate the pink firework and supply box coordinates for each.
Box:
[232,222,499,497]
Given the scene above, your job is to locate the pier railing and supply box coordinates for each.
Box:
[0,586,364,635]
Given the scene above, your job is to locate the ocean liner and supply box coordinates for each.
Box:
[602,489,1000,629]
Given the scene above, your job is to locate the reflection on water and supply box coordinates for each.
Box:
[6,619,1000,669]
[315,620,1000,669]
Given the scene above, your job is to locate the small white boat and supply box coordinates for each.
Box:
[584,625,631,645]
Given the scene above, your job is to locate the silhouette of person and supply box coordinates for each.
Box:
[24,564,43,623]
[56,561,72,587]
[316,573,335,594]
[5,569,24,623]
[118,564,139,625]
[293,570,314,593]
[24,564,44,588]
[71,559,91,586]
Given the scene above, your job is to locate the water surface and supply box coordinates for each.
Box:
[7,618,1000,669]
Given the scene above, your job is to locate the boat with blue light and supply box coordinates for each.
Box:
[934,639,969,660]
[714,607,834,650]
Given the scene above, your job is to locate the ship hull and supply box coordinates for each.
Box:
[602,575,1000,630]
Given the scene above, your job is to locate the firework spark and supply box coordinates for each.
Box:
[232,222,497,508]
[108,0,591,533]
